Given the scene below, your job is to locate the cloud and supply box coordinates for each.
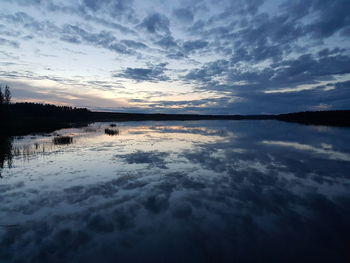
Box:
[0,37,19,48]
[270,54,350,85]
[2,0,41,6]
[120,39,148,49]
[173,8,194,23]
[81,0,135,19]
[1,12,135,55]
[186,52,350,91]
[185,59,229,81]
[1,0,350,114]
[157,35,178,49]
[139,13,170,36]
[60,24,134,55]
[182,50,350,114]
[1,11,60,38]
[183,40,208,53]
[304,0,350,39]
[214,80,350,114]
[0,72,128,108]
[114,63,169,82]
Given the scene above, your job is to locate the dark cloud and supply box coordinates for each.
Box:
[60,24,134,55]
[156,35,178,48]
[270,54,350,85]
[183,40,208,53]
[60,35,81,44]
[82,0,101,11]
[208,80,350,114]
[185,59,229,81]
[61,24,115,44]
[81,14,136,34]
[188,0,349,67]
[305,0,350,39]
[82,0,134,19]
[3,0,41,5]
[139,13,170,36]
[1,12,59,38]
[228,15,302,63]
[213,0,265,24]
[317,47,347,57]
[120,39,148,49]
[114,63,169,82]
[187,52,350,90]
[173,8,194,23]
[0,37,19,48]
[166,51,185,59]
[183,50,350,114]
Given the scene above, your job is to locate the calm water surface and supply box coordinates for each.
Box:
[1,120,350,263]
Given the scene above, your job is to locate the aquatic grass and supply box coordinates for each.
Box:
[105,128,119,136]
[53,136,73,145]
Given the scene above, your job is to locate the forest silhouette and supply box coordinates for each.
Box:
[1,85,350,136]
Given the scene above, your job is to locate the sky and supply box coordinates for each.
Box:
[0,0,349,114]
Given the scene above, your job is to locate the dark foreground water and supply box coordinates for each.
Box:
[1,120,350,263]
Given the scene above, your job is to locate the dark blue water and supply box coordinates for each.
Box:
[1,120,350,262]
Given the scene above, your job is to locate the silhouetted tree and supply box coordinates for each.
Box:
[4,85,11,104]
[0,87,3,104]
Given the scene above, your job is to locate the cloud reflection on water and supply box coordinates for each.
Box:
[0,120,350,262]
[262,140,350,162]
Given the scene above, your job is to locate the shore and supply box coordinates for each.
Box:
[1,103,349,135]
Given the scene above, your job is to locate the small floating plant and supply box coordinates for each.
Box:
[104,128,120,136]
[53,136,73,145]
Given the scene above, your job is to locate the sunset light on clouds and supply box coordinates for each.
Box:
[1,0,349,114]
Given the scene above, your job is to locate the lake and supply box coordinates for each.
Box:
[1,120,350,263]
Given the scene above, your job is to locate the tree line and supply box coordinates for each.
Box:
[0,84,90,115]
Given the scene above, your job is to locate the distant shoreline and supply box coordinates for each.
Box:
[1,103,349,135]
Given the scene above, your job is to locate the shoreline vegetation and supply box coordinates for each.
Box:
[1,102,349,135]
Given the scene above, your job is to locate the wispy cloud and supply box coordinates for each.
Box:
[0,0,349,113]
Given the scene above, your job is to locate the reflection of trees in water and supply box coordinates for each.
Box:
[0,136,76,177]
[0,136,13,177]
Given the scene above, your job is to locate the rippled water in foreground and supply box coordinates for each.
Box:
[1,120,350,263]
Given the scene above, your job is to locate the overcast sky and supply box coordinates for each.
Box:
[0,0,349,114]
